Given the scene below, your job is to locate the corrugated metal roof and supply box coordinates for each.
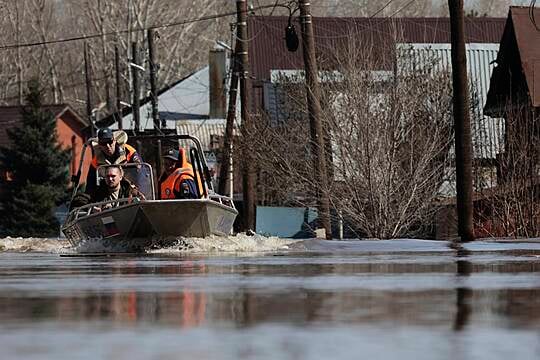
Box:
[175,119,239,151]
[399,43,504,159]
[249,16,506,86]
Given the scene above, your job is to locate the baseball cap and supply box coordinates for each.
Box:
[97,128,114,142]
[163,149,179,161]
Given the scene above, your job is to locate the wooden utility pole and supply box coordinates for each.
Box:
[236,0,256,231]
[84,42,95,137]
[298,0,332,239]
[115,45,123,130]
[147,28,162,183]
[218,46,240,197]
[448,0,474,242]
[131,41,141,134]
[147,29,160,131]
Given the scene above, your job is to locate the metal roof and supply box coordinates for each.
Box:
[114,66,214,131]
[175,119,239,152]
[249,16,506,86]
[399,43,504,159]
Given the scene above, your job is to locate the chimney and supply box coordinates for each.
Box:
[209,48,227,119]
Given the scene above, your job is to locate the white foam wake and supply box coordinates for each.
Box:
[0,237,70,253]
[150,233,298,254]
[0,234,298,255]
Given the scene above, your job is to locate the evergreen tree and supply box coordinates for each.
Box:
[0,80,70,237]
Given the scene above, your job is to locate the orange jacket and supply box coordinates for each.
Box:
[160,149,204,199]
[91,143,139,169]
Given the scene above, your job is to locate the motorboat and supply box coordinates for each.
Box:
[62,134,238,252]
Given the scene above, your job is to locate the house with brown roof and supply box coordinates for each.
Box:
[247,15,510,238]
[484,6,540,182]
[249,16,506,169]
[249,15,505,112]
[0,104,91,185]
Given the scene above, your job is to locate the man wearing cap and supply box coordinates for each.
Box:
[85,128,143,195]
[159,148,201,199]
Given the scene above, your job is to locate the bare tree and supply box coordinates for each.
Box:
[245,38,455,239]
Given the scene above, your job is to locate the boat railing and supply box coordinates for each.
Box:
[66,197,136,222]
[207,191,236,209]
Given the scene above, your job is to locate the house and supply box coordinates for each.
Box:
[248,15,504,111]
[247,15,508,238]
[97,48,240,151]
[484,6,540,182]
[249,17,506,195]
[0,104,90,184]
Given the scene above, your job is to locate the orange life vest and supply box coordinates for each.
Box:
[160,149,204,199]
[91,143,138,169]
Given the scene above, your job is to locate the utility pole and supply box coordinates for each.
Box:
[84,42,95,137]
[218,45,240,197]
[448,0,474,242]
[147,29,160,131]
[115,45,122,130]
[131,41,141,134]
[298,0,332,239]
[236,0,256,232]
[147,28,162,185]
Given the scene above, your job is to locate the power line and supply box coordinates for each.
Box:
[530,0,540,31]
[370,0,400,18]
[389,0,417,18]
[0,3,284,51]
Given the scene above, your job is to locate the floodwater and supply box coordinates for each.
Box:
[0,236,539,360]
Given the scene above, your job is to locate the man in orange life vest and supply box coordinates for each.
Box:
[159,149,201,199]
[85,128,143,195]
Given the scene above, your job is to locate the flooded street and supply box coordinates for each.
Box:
[0,238,539,360]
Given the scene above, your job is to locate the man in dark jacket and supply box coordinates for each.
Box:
[86,128,143,195]
[90,165,145,207]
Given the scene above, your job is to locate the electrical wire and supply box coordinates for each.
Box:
[530,0,540,31]
[388,0,417,18]
[0,3,286,51]
[370,0,400,18]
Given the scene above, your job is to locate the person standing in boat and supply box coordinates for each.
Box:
[90,165,145,209]
[85,128,143,195]
[159,149,202,199]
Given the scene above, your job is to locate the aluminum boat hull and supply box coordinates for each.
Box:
[62,199,238,252]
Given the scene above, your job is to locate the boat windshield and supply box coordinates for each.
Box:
[97,163,155,200]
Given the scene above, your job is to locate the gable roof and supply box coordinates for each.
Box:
[96,66,216,130]
[0,104,87,149]
[249,15,506,85]
[484,6,540,115]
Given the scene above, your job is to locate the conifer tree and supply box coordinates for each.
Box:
[0,80,70,237]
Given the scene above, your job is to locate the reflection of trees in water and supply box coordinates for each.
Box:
[3,254,540,330]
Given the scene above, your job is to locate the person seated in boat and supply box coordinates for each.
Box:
[159,148,202,199]
[85,128,143,196]
[90,165,145,210]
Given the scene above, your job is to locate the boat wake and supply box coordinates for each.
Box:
[150,233,296,254]
[0,237,71,253]
[0,234,297,255]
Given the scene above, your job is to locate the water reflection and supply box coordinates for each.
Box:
[0,251,539,331]
[452,243,472,331]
